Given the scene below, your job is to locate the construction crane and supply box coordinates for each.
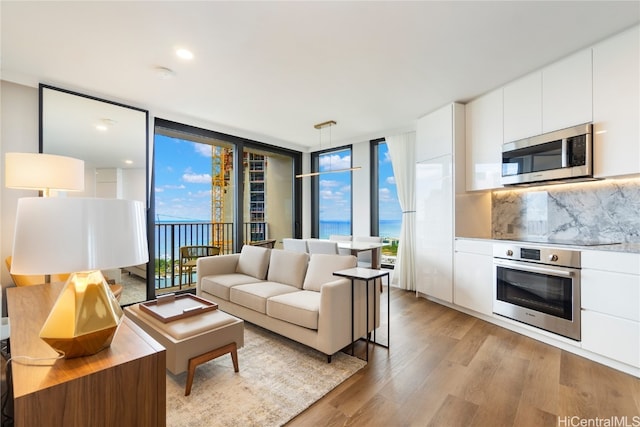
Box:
[210,146,232,251]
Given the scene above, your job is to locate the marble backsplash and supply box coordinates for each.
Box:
[492,178,640,244]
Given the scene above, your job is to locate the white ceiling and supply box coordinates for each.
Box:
[2,1,639,151]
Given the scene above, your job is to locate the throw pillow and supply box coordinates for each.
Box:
[235,245,271,279]
[267,249,309,288]
[302,253,356,292]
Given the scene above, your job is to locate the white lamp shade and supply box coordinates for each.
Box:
[5,152,84,192]
[11,197,148,275]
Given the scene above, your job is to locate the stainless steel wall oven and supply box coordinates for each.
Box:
[493,243,581,341]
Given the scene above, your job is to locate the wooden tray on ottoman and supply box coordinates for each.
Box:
[140,293,218,323]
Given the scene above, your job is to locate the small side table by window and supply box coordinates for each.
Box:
[333,267,390,361]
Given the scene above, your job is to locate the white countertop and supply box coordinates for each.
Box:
[455,237,640,254]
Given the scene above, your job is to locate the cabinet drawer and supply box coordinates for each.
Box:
[454,239,493,255]
[581,250,640,274]
[582,310,640,368]
[582,270,640,322]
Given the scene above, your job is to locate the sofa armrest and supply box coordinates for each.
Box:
[318,276,382,355]
[196,254,240,292]
[317,278,352,348]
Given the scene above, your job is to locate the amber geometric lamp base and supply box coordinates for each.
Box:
[39,271,124,358]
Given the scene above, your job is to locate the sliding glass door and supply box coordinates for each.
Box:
[153,125,236,295]
[152,118,301,296]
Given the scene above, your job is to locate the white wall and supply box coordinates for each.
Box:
[1,81,40,308]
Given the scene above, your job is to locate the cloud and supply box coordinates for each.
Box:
[319,153,351,170]
[386,176,396,185]
[319,179,342,188]
[379,187,396,202]
[194,143,214,157]
[320,189,347,202]
[182,171,212,184]
[384,150,392,163]
[164,184,186,190]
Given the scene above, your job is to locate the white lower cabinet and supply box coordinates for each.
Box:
[581,250,640,368]
[453,239,493,316]
[582,311,639,368]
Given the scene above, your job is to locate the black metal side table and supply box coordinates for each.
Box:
[333,267,390,361]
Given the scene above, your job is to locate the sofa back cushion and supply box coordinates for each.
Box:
[267,249,309,289]
[236,245,271,280]
[303,254,357,292]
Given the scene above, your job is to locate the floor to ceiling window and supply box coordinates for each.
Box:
[153,118,301,297]
[311,146,353,238]
[371,139,401,267]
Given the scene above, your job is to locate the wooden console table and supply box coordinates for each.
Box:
[7,282,166,427]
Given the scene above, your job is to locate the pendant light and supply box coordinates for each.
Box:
[296,120,362,178]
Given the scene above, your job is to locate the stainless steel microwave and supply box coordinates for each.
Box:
[501,123,593,186]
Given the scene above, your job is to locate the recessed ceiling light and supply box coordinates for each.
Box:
[124,160,133,165]
[96,124,108,132]
[176,48,194,60]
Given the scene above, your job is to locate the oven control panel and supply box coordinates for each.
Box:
[493,243,581,268]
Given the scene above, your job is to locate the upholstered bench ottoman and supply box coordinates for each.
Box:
[125,303,244,395]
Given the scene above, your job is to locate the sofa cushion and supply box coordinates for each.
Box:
[267,290,320,330]
[200,273,263,301]
[230,282,299,314]
[235,245,271,280]
[303,254,357,292]
[267,250,309,289]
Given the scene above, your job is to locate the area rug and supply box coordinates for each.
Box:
[165,323,366,427]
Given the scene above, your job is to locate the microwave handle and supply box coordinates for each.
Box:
[561,138,568,167]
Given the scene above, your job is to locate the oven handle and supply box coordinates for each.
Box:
[494,258,575,277]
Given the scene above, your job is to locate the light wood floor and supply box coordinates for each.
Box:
[287,287,640,427]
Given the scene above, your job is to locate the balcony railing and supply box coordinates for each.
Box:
[153,221,266,290]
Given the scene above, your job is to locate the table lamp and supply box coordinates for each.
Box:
[10,197,148,358]
[5,152,84,196]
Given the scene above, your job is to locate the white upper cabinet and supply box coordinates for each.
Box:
[416,104,454,162]
[593,25,640,178]
[465,88,503,191]
[503,72,542,143]
[542,49,593,132]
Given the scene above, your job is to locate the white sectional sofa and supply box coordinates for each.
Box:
[196,245,379,361]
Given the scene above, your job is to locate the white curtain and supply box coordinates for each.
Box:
[385,132,416,291]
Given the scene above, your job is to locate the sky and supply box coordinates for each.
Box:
[154,134,215,222]
[154,135,401,226]
[378,143,402,221]
[318,143,401,223]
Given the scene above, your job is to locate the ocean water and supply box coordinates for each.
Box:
[155,219,403,256]
[319,220,401,240]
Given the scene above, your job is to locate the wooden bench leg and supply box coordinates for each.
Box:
[185,342,238,396]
